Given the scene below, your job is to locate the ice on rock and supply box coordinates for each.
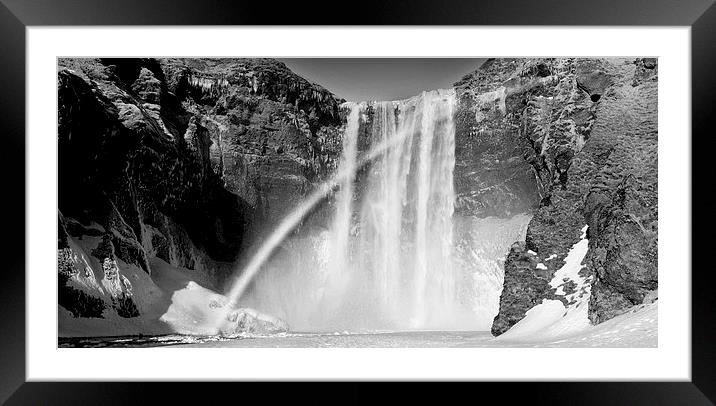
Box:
[148,258,288,336]
[222,308,289,336]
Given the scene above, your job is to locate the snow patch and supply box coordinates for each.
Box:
[536,263,548,270]
[549,225,590,300]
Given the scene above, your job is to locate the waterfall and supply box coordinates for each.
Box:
[332,103,360,277]
[238,88,524,332]
[322,89,463,329]
[319,103,361,319]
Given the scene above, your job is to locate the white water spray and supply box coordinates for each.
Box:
[216,89,499,333]
[211,106,416,333]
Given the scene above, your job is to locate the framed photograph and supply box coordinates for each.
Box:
[1,0,712,403]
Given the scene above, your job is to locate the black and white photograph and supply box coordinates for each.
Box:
[1,0,711,400]
[57,57,658,348]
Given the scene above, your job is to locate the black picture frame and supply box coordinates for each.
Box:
[0,0,712,403]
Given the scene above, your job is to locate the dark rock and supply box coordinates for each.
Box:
[491,241,557,336]
[58,212,70,249]
[58,272,106,318]
[562,280,578,297]
[576,63,613,102]
[477,58,657,335]
[453,59,545,218]
[115,294,140,318]
[132,68,162,104]
[642,58,657,69]
[588,281,634,323]
[586,175,658,322]
[57,57,346,320]
[632,58,659,86]
[91,233,115,260]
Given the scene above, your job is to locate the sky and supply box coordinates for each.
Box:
[280,58,486,102]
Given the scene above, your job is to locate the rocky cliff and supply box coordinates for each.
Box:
[57,58,344,325]
[57,57,657,337]
[453,58,658,335]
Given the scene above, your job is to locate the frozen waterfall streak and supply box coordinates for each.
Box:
[212,115,412,333]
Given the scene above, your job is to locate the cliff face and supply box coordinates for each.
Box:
[57,58,344,323]
[453,58,658,335]
[57,57,657,336]
[453,60,543,218]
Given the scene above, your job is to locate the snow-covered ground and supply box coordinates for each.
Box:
[172,302,655,348]
[60,224,656,347]
[60,301,656,348]
[492,302,657,348]
[59,257,286,337]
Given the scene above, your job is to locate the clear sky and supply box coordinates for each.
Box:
[280,58,486,102]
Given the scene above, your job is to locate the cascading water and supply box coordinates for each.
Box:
[232,89,529,333]
[346,90,461,329]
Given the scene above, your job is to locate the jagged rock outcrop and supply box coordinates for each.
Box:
[57,58,344,323]
[454,58,657,335]
[488,241,559,335]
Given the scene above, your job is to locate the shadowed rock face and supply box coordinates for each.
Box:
[455,58,657,335]
[488,241,558,335]
[57,58,345,321]
[157,58,344,228]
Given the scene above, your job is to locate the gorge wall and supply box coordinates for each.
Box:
[57,57,657,337]
[452,58,658,335]
[57,58,344,327]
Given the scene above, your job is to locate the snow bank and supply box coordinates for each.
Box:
[498,225,592,341]
[60,256,288,337]
[493,302,657,347]
[151,258,289,336]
